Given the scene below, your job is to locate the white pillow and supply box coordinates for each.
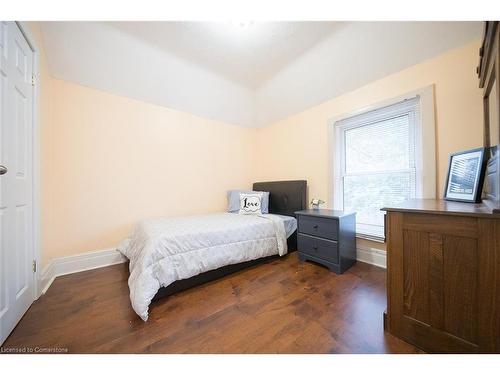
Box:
[238,193,262,215]
[227,190,270,213]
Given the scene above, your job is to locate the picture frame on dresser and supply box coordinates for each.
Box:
[443,147,487,203]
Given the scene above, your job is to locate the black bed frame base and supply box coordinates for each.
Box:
[152,234,296,302]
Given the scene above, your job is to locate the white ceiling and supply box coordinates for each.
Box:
[107,21,340,89]
[41,21,256,126]
[40,21,483,127]
[255,21,483,125]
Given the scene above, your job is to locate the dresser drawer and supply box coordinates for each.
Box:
[298,215,338,240]
[298,234,339,263]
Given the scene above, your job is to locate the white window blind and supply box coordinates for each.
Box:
[335,97,421,240]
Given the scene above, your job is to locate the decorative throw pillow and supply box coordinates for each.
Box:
[227,190,269,213]
[238,193,262,215]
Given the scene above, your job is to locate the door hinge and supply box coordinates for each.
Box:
[32,260,37,273]
[31,74,36,86]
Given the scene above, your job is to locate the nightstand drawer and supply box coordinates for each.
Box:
[298,215,338,240]
[298,234,339,263]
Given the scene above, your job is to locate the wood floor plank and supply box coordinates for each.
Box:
[2,253,422,353]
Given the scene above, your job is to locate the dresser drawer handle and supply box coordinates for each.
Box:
[313,224,318,229]
[313,245,318,251]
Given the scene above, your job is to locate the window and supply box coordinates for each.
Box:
[334,97,425,240]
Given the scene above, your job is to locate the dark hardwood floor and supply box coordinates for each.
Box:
[2,253,421,353]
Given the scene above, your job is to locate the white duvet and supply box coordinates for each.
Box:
[118,212,293,321]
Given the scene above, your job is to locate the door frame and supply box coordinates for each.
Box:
[15,22,41,300]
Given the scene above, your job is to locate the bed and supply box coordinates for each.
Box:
[118,180,307,320]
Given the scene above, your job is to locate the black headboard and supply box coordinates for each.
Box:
[253,180,307,217]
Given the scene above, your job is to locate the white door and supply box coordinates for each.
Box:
[0,21,35,345]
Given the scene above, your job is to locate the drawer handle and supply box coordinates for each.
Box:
[313,224,318,230]
[313,246,318,251]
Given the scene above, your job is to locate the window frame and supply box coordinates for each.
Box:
[330,86,436,242]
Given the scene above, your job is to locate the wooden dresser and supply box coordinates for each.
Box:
[383,199,500,353]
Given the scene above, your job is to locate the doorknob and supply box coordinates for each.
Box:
[0,165,7,175]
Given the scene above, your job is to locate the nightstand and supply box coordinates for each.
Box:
[295,209,356,274]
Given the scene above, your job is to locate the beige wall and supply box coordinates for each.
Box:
[28,19,483,265]
[43,79,257,265]
[255,41,483,251]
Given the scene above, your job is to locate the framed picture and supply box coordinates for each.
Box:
[444,147,488,203]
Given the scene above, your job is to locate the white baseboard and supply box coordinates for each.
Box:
[39,248,127,295]
[356,245,387,269]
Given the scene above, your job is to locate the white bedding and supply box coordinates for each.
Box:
[118,212,296,321]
